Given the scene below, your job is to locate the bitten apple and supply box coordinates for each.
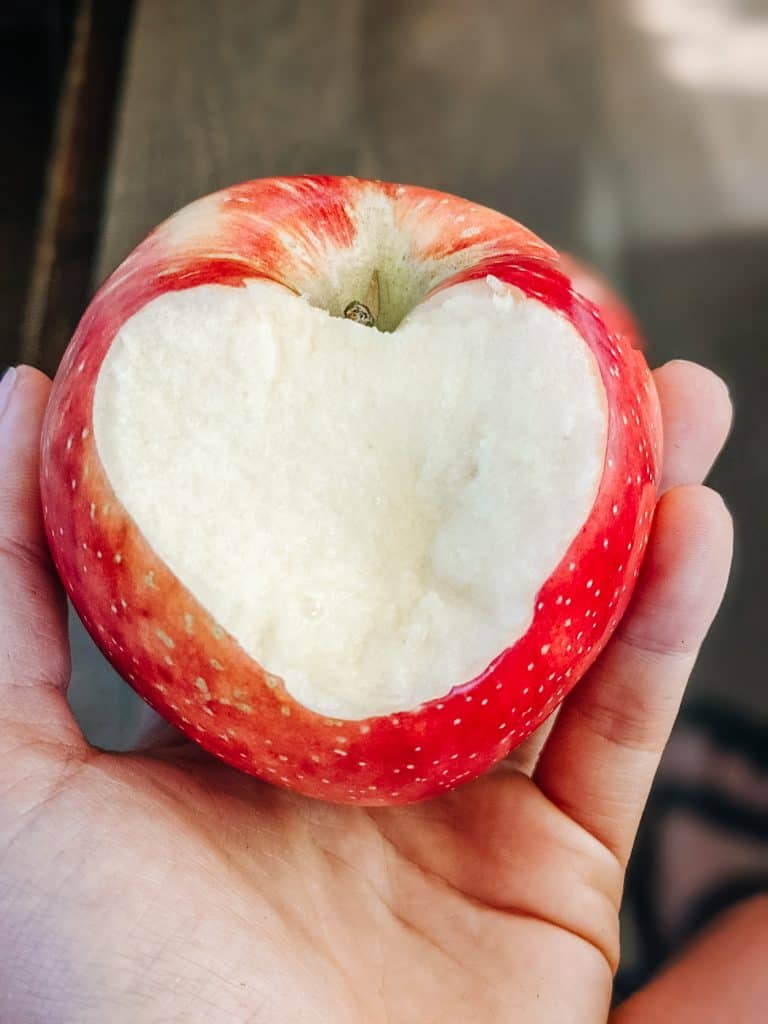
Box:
[41,176,661,805]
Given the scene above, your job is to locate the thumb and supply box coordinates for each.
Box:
[0,366,76,741]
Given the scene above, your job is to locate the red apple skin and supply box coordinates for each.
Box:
[559,253,644,351]
[41,176,661,805]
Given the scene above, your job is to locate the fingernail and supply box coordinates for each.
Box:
[0,366,18,419]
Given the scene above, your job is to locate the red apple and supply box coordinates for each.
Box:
[41,176,661,805]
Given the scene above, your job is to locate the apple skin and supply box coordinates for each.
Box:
[41,176,661,805]
[559,253,644,352]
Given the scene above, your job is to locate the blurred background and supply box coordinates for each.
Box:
[2,0,766,1001]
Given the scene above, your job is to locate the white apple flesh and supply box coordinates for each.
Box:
[41,176,661,804]
[95,277,606,719]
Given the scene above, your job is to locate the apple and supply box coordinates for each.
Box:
[41,176,661,805]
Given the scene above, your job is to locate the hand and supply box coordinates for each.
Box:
[0,362,733,1024]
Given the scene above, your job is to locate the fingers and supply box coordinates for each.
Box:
[0,366,76,738]
[653,360,732,493]
[611,896,768,1023]
[506,360,730,779]
[530,359,733,857]
[534,485,733,864]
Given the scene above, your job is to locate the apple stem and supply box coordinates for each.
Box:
[343,301,375,327]
[343,270,380,328]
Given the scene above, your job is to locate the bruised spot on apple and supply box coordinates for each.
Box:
[41,175,661,805]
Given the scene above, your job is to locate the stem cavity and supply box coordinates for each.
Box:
[343,270,380,328]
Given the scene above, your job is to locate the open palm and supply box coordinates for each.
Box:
[1,363,732,1023]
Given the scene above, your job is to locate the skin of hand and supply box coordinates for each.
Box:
[0,361,735,1024]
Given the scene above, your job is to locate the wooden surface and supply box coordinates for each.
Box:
[19,0,133,378]
[96,0,603,276]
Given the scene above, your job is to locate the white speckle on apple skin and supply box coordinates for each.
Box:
[155,629,175,649]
